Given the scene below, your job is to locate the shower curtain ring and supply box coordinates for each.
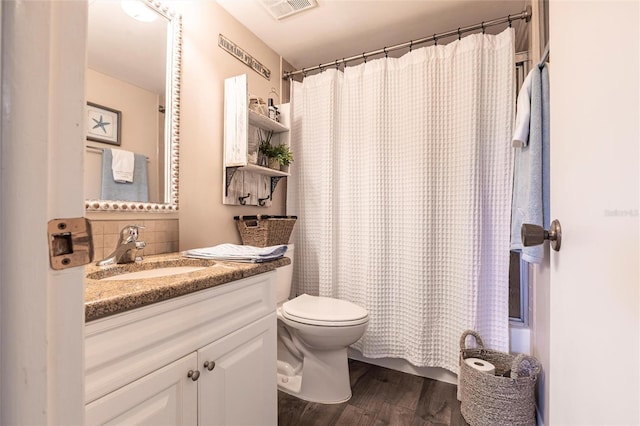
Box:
[319,64,324,72]
[383,47,388,58]
[458,28,462,40]
[481,22,485,34]
[362,52,367,63]
[303,68,307,77]
[434,34,438,46]
[508,15,512,27]
[335,60,339,70]
[409,40,413,52]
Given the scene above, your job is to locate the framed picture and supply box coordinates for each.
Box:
[86,102,121,146]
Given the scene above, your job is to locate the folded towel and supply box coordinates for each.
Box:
[111,148,135,183]
[183,244,287,263]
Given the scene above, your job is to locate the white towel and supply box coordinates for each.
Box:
[512,71,533,147]
[183,244,287,263]
[111,148,135,183]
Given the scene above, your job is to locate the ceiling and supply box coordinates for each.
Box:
[216,0,529,72]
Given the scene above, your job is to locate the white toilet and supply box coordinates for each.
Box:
[275,245,369,404]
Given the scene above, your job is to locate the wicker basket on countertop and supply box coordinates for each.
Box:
[234,215,297,247]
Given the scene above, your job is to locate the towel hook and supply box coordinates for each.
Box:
[258,196,270,207]
[238,193,250,205]
[521,220,562,252]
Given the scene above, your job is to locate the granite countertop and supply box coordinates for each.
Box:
[85,252,290,322]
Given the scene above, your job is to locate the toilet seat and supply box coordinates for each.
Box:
[282,294,369,327]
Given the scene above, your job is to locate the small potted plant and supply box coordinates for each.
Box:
[258,130,277,168]
[274,144,294,172]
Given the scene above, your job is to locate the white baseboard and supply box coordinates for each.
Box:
[347,349,458,385]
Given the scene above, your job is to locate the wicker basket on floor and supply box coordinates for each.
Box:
[459,330,540,426]
[234,215,297,247]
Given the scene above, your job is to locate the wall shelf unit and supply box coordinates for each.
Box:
[223,74,291,207]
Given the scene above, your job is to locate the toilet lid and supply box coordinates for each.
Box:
[282,294,369,326]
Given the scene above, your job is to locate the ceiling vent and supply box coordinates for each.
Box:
[259,0,318,20]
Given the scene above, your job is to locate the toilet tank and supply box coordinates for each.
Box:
[275,244,294,304]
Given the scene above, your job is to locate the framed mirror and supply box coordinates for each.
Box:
[85,0,181,212]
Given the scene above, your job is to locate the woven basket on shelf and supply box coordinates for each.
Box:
[459,330,540,426]
[234,215,297,247]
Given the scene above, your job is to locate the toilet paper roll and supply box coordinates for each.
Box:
[464,357,496,375]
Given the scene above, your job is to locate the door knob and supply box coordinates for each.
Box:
[521,219,562,251]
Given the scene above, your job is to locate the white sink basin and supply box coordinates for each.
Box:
[100,266,206,281]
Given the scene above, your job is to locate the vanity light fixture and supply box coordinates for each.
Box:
[121,0,158,22]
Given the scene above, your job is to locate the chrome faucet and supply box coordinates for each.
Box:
[97,224,146,266]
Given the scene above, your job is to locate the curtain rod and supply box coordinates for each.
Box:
[283,6,531,80]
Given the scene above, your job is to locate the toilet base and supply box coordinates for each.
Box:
[277,347,352,404]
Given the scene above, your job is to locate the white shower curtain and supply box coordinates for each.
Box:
[287,29,515,373]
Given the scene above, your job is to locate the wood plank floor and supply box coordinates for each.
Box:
[278,360,469,426]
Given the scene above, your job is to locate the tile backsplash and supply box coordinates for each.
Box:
[90,219,179,262]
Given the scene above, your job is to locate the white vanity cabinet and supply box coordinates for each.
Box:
[198,314,276,425]
[86,353,198,425]
[223,73,290,207]
[85,273,277,426]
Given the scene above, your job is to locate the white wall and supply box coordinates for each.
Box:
[169,1,287,251]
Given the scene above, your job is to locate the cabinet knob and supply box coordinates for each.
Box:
[187,370,200,381]
[203,361,216,371]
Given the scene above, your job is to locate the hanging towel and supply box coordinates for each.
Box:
[183,244,287,263]
[101,148,150,202]
[510,64,550,264]
[111,148,135,183]
[512,71,533,147]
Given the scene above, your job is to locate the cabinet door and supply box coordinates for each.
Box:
[86,353,198,426]
[223,74,248,167]
[198,313,277,426]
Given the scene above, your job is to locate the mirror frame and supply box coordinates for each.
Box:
[85,0,181,213]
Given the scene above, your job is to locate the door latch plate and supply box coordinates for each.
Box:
[48,218,94,270]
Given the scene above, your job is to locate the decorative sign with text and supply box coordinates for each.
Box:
[218,34,271,81]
